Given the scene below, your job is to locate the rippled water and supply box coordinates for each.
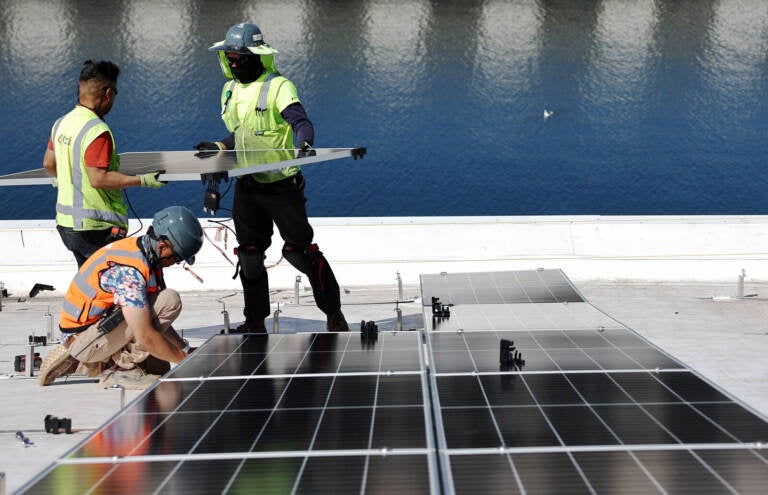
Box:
[0,0,766,220]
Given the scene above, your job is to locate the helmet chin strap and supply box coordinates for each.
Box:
[140,231,162,269]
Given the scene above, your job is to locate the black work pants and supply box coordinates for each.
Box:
[57,225,114,267]
[232,173,341,321]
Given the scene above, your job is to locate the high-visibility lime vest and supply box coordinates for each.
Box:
[52,106,128,230]
[59,237,162,331]
[219,69,300,183]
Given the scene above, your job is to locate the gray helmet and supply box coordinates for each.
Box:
[209,22,278,55]
[151,206,204,265]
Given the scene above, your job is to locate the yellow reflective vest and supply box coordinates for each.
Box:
[51,106,128,230]
[219,65,300,183]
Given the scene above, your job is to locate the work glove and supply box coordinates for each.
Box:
[51,178,58,188]
[297,141,316,158]
[139,172,166,189]
[194,141,222,159]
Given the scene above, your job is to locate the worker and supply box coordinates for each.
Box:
[38,205,203,389]
[43,60,165,267]
[195,22,349,333]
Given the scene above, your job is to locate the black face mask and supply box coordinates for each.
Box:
[230,55,264,84]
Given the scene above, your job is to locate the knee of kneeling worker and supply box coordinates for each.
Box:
[154,288,182,319]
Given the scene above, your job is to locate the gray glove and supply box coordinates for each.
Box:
[139,172,166,189]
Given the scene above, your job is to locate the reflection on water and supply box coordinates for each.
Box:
[0,0,766,219]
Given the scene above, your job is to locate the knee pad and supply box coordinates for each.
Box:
[282,242,321,274]
[235,245,266,282]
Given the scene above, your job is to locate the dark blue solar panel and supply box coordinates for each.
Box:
[18,270,768,495]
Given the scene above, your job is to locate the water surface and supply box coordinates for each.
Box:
[0,0,766,220]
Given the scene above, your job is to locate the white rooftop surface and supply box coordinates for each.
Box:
[2,215,768,493]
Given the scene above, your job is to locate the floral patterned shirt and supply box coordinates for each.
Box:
[99,264,148,308]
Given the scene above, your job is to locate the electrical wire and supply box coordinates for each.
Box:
[123,189,144,237]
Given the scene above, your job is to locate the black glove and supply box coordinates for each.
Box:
[297,141,316,158]
[194,141,221,159]
[195,141,220,151]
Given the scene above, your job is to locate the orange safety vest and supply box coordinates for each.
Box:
[59,237,164,331]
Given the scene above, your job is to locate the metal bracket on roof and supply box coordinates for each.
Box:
[217,293,237,334]
[430,296,452,330]
[360,320,378,348]
[44,415,72,434]
[500,339,525,370]
[431,297,450,318]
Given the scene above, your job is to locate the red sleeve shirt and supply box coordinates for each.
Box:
[47,131,113,168]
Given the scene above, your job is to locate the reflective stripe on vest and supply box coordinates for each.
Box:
[51,117,64,143]
[59,238,161,329]
[255,73,276,113]
[56,119,128,229]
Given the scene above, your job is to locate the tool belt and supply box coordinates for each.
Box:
[60,306,125,334]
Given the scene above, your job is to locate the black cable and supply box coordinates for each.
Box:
[123,175,234,237]
[220,177,233,199]
[123,189,144,237]
[206,217,236,236]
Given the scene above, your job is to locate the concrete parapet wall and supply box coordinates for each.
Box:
[1,215,767,296]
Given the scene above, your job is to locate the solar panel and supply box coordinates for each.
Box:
[420,269,585,306]
[0,147,366,186]
[422,271,768,494]
[18,270,768,494]
[21,332,439,494]
[421,269,615,332]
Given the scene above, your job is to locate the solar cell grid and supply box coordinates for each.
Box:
[429,329,684,374]
[25,331,438,494]
[425,302,622,332]
[420,269,585,306]
[19,270,768,494]
[418,270,768,494]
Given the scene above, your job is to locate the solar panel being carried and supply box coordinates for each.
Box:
[0,148,366,186]
[18,270,768,494]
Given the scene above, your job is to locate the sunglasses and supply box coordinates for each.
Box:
[226,54,252,66]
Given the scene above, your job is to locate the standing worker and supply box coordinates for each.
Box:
[38,205,203,389]
[195,22,349,333]
[43,60,165,267]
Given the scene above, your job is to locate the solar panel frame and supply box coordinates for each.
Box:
[18,270,768,494]
[20,331,442,494]
[0,147,365,186]
[420,269,586,306]
[419,272,768,494]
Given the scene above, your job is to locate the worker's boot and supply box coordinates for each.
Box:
[38,344,79,386]
[232,319,267,333]
[327,310,349,332]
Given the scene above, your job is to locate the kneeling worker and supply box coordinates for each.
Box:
[38,205,204,389]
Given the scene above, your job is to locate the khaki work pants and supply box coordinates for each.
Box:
[67,289,182,376]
